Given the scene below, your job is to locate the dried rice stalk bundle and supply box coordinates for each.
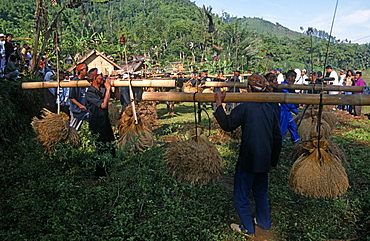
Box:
[202,87,214,93]
[297,116,332,141]
[117,103,157,131]
[116,106,154,152]
[108,102,121,127]
[291,133,347,165]
[136,102,158,129]
[165,131,224,185]
[213,116,242,140]
[116,121,154,152]
[31,108,80,152]
[64,126,81,148]
[294,106,338,129]
[321,112,338,128]
[183,81,203,93]
[289,139,349,198]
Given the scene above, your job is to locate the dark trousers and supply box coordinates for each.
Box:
[233,165,271,235]
[120,87,143,112]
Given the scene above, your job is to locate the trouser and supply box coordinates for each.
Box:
[4,69,19,81]
[280,111,300,143]
[0,58,5,74]
[70,112,89,131]
[234,166,271,235]
[354,106,362,116]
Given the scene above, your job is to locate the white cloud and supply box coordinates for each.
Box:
[340,9,370,28]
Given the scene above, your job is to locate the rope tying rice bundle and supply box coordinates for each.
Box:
[289,138,349,198]
[291,133,347,165]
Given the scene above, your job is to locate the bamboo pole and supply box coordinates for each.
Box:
[142,92,370,106]
[203,82,365,92]
[22,79,176,89]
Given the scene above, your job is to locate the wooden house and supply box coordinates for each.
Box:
[66,49,122,76]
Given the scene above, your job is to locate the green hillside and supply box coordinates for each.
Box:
[0,0,369,73]
[228,17,306,40]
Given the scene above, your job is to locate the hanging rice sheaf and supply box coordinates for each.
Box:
[31,108,80,152]
[295,116,332,141]
[136,101,158,129]
[291,133,347,165]
[116,104,154,152]
[165,127,224,185]
[183,81,203,93]
[289,138,349,198]
[108,102,121,127]
[213,116,242,140]
[294,105,338,129]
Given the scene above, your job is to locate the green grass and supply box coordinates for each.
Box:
[0,98,369,240]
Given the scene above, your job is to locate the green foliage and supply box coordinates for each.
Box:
[2,0,369,75]
[0,78,44,150]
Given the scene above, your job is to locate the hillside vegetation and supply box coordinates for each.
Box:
[0,0,369,74]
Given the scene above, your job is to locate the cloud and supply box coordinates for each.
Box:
[341,9,370,27]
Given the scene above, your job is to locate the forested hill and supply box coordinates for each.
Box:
[226,17,305,40]
[0,0,369,73]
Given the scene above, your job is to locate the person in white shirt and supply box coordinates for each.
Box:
[294,69,309,93]
[326,65,340,110]
[276,68,284,84]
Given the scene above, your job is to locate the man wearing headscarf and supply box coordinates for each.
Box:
[86,68,115,178]
[214,74,282,238]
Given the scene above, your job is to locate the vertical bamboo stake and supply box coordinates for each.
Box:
[55,30,60,114]
[128,79,138,125]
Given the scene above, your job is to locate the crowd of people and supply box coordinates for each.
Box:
[0,33,32,81]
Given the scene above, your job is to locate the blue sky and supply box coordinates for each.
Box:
[194,0,370,44]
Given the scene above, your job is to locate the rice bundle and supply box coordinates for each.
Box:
[296,116,332,141]
[31,108,80,152]
[108,102,121,127]
[289,138,349,198]
[165,127,224,185]
[116,104,154,152]
[294,105,338,129]
[183,81,203,93]
[136,102,158,129]
[213,116,242,140]
[291,133,347,165]
[202,87,214,93]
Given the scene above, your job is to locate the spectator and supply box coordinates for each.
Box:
[69,63,89,130]
[294,69,309,93]
[4,55,20,82]
[189,72,199,87]
[276,68,284,84]
[353,71,366,118]
[4,34,14,64]
[344,69,355,114]
[0,33,5,76]
[280,70,300,144]
[57,71,71,117]
[42,66,57,112]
